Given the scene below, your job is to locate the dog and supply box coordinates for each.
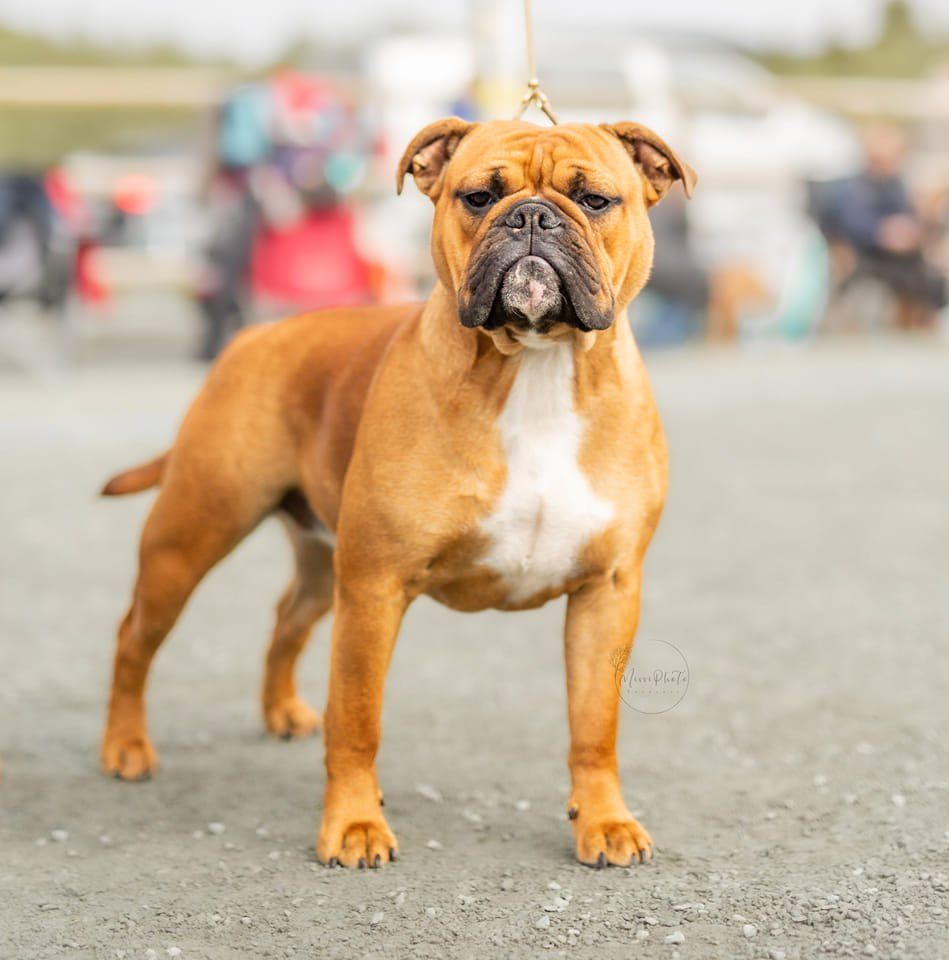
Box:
[100,117,695,869]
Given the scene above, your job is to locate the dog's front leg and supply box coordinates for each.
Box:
[317,575,406,868]
[564,568,653,867]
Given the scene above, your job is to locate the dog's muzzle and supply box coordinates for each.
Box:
[459,198,613,332]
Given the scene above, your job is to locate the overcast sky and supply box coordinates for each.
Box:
[1,0,947,64]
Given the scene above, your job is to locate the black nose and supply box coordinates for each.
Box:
[503,200,563,233]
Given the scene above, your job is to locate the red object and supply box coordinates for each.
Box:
[250,206,372,308]
[44,167,86,230]
[75,239,110,304]
[113,172,157,216]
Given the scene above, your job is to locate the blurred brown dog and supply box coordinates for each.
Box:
[101,118,694,868]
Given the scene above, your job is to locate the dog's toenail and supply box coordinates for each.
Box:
[389,847,397,861]
[328,857,339,867]
[596,852,607,869]
[373,854,382,868]
[567,806,578,820]
[358,857,367,869]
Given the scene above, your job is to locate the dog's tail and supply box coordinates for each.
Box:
[100,453,168,497]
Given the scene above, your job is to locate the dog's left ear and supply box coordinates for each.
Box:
[397,117,474,198]
[602,122,697,206]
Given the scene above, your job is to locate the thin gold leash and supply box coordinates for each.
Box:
[513,0,558,124]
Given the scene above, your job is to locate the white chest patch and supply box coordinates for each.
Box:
[480,339,614,603]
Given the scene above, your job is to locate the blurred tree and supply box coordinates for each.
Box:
[762,0,949,78]
[0,23,237,166]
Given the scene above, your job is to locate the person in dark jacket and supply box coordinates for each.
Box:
[823,123,945,328]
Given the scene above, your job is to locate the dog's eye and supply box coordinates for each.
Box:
[461,191,494,211]
[578,194,612,211]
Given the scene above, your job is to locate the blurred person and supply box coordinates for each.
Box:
[0,169,86,317]
[195,165,258,361]
[820,123,945,330]
[195,71,377,361]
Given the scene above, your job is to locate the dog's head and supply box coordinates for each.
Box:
[397,118,695,346]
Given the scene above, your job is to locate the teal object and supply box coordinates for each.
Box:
[218,85,273,169]
[778,233,830,341]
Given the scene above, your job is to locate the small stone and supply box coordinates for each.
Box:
[664,930,685,944]
[166,949,182,958]
[535,916,551,929]
[99,835,112,846]
[458,895,474,907]
[864,945,877,956]
[416,784,443,803]
[191,831,203,840]
[35,837,47,847]
[240,917,251,926]
[642,915,659,926]
[501,878,514,890]
[425,839,442,850]
[145,951,157,960]
[548,881,561,890]
[461,809,483,824]
[515,799,531,811]
[50,830,68,843]
[370,911,384,926]
[742,924,758,938]
[732,914,746,923]
[636,928,650,940]
[255,826,270,838]
[207,822,226,835]
[425,906,437,918]
[813,773,828,787]
[891,794,906,808]
[769,951,786,960]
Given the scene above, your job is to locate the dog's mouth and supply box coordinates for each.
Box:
[481,256,573,334]
[458,210,614,335]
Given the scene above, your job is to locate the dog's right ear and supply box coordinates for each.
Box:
[397,117,474,199]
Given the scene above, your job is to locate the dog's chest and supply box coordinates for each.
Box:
[479,342,614,603]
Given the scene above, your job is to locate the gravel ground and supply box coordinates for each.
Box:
[1,339,948,959]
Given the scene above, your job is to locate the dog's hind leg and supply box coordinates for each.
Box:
[262,517,334,739]
[101,470,272,781]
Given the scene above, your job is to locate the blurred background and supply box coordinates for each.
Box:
[0,0,947,366]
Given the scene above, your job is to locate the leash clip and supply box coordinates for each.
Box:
[514,78,559,125]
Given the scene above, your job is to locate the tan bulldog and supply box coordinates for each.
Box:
[100,118,695,868]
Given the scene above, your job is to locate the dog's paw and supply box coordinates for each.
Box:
[571,809,653,868]
[317,812,398,869]
[264,696,322,739]
[101,733,157,781]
